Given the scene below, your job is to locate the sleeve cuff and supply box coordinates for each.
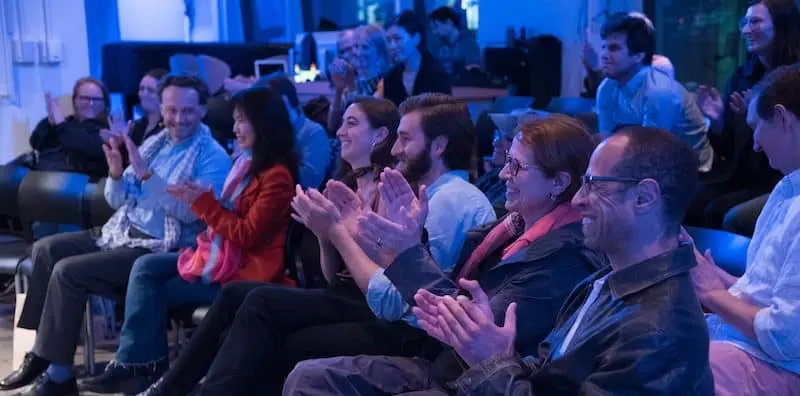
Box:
[452,355,528,394]
[753,306,789,360]
[190,191,217,216]
[366,268,408,321]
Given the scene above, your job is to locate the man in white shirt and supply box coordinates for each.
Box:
[689,63,800,395]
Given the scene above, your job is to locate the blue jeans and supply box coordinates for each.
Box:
[116,253,220,364]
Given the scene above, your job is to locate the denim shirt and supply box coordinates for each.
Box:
[365,170,496,325]
[294,115,331,189]
[104,128,231,248]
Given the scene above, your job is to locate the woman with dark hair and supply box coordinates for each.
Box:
[383,10,452,106]
[21,77,111,179]
[129,69,169,145]
[79,87,298,395]
[691,0,800,229]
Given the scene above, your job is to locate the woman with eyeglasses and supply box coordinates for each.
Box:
[691,0,800,230]
[21,77,111,180]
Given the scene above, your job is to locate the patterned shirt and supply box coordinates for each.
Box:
[366,170,496,325]
[596,66,714,172]
[707,168,800,374]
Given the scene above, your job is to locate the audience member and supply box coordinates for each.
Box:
[694,62,800,395]
[283,114,606,395]
[136,96,402,396]
[723,192,768,236]
[323,128,714,395]
[384,11,452,107]
[691,0,799,229]
[79,87,299,394]
[0,75,232,396]
[129,69,168,145]
[254,73,331,189]
[595,14,714,173]
[15,77,111,180]
[429,6,481,75]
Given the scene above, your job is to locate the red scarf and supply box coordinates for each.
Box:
[456,204,581,280]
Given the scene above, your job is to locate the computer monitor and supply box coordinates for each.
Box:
[254,56,289,79]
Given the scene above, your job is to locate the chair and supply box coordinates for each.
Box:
[0,165,29,243]
[685,226,750,277]
[546,97,595,117]
[83,178,116,228]
[490,96,534,113]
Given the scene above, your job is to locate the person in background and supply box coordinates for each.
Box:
[384,11,452,107]
[429,6,481,75]
[283,114,605,396]
[130,69,168,145]
[136,96,402,396]
[691,0,799,230]
[0,74,232,396]
[690,62,800,396]
[20,77,111,180]
[596,13,714,174]
[253,73,331,189]
[79,86,299,395]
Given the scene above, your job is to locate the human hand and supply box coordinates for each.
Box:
[102,138,124,179]
[323,180,364,237]
[679,227,736,303]
[729,89,751,115]
[122,135,148,178]
[379,168,428,231]
[45,92,65,125]
[291,185,344,240]
[330,58,355,92]
[696,85,724,122]
[166,182,210,203]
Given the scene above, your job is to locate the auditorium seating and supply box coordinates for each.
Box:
[685,226,750,277]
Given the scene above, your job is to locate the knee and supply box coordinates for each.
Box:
[50,258,77,284]
[31,235,58,260]
[129,254,163,282]
[722,206,756,236]
[283,359,335,395]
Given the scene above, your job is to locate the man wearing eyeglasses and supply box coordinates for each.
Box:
[390,127,713,395]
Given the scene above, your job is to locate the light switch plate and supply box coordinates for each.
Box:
[39,39,62,64]
[11,40,37,64]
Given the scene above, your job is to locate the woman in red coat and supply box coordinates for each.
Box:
[80,86,298,394]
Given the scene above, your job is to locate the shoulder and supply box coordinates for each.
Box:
[431,176,492,210]
[596,78,615,99]
[255,164,293,183]
[200,133,233,165]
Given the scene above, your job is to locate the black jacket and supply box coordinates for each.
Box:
[29,115,108,180]
[383,51,452,107]
[451,245,714,395]
[385,220,606,384]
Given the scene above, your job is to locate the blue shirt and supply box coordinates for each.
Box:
[366,170,496,325]
[104,127,231,248]
[294,115,331,189]
[596,66,714,172]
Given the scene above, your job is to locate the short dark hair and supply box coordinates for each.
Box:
[145,68,168,81]
[388,10,426,48]
[751,62,800,120]
[159,74,209,105]
[399,93,475,172]
[600,13,655,65]
[339,97,401,188]
[254,72,300,109]
[429,6,460,27]
[610,127,698,232]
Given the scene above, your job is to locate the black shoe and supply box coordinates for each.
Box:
[135,377,165,396]
[0,353,51,390]
[13,373,78,396]
[79,360,168,395]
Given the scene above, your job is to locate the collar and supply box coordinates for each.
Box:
[619,66,651,96]
[606,244,695,300]
[424,170,469,199]
[777,168,800,196]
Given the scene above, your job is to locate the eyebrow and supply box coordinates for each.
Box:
[345,116,358,123]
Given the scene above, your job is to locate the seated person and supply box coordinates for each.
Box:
[284,114,607,395]
[692,63,800,395]
[129,69,168,145]
[19,77,111,180]
[429,6,482,75]
[0,74,232,396]
[287,127,714,395]
[596,13,714,174]
[79,87,299,394]
[253,74,331,189]
[722,192,768,237]
[384,11,452,107]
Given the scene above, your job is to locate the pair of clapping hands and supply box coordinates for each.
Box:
[290,168,428,258]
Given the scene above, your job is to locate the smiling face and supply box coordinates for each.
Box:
[161,85,205,142]
[232,105,255,150]
[73,82,106,121]
[138,75,161,114]
[337,103,386,167]
[499,138,560,215]
[600,32,644,80]
[391,111,433,182]
[741,4,775,55]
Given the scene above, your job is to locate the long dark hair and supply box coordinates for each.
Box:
[231,87,299,183]
[751,0,800,68]
[338,96,400,189]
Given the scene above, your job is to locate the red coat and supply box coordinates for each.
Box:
[191,164,295,286]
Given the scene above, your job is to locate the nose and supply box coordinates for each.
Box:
[571,185,588,208]
[336,125,346,138]
[498,162,511,181]
[390,139,402,158]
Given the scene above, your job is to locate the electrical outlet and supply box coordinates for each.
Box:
[38,39,62,64]
[11,40,37,64]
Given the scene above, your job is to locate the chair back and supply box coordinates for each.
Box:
[284,220,323,288]
[490,96,534,113]
[546,97,595,116]
[18,171,90,226]
[686,226,750,277]
[83,178,116,228]
[0,165,29,217]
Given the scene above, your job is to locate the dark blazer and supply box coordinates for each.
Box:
[452,245,714,396]
[383,51,452,107]
[29,115,108,179]
[385,219,606,384]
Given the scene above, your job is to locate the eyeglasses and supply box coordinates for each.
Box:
[75,95,105,105]
[504,153,532,176]
[739,16,767,31]
[580,175,641,190]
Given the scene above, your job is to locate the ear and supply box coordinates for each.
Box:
[633,52,646,65]
[431,135,448,157]
[374,126,389,145]
[410,33,421,48]
[774,104,796,134]
[197,105,207,120]
[551,171,572,197]
[633,178,661,213]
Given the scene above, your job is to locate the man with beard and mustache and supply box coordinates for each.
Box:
[0,74,232,396]
[595,13,714,175]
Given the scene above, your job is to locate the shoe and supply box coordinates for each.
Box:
[0,353,51,390]
[135,377,165,396]
[79,360,168,395]
[13,373,78,396]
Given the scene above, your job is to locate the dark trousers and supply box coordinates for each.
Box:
[723,193,769,237]
[18,231,148,365]
[685,183,764,229]
[284,355,449,396]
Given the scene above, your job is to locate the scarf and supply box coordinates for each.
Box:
[456,203,582,281]
[96,125,210,252]
[177,152,252,284]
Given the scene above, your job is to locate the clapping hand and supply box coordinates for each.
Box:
[323,180,364,239]
[378,168,429,229]
[45,92,65,125]
[330,58,355,92]
[102,136,124,179]
[697,85,724,122]
[100,116,132,143]
[122,135,148,178]
[413,279,517,367]
[166,182,210,204]
[729,89,751,115]
[679,227,737,304]
[291,185,345,240]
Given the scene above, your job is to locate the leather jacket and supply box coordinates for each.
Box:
[451,245,714,395]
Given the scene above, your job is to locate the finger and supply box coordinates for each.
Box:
[440,297,479,342]
[436,311,463,349]
[417,318,449,345]
[415,289,445,310]
[290,213,306,225]
[458,278,490,306]
[502,302,517,332]
[460,297,491,326]
[703,249,715,265]
[411,306,440,325]
[418,185,429,219]
[412,295,440,317]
